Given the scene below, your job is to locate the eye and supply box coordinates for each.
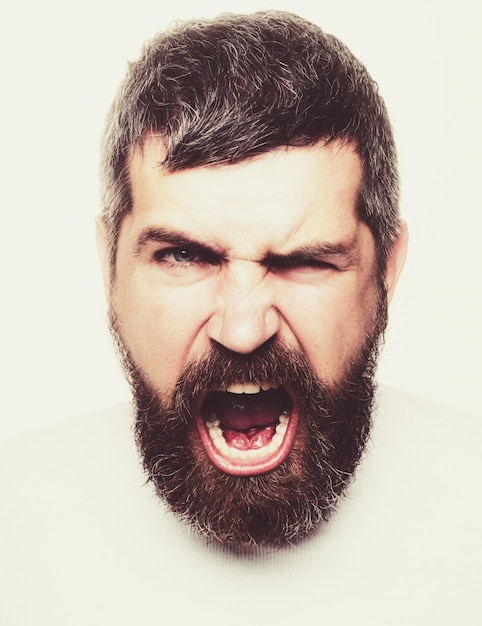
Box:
[151,246,221,279]
[153,247,201,265]
[264,255,342,286]
[269,257,338,275]
[293,259,338,271]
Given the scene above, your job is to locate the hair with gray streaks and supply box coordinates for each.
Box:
[100,11,401,272]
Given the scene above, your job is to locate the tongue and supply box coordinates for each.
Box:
[224,425,277,450]
[204,388,288,431]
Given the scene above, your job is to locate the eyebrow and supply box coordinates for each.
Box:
[135,226,359,267]
[135,227,224,258]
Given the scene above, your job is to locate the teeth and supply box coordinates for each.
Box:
[205,413,221,429]
[209,426,223,440]
[206,412,290,462]
[243,383,261,394]
[275,421,287,436]
[227,383,248,394]
[226,382,280,394]
[212,435,229,455]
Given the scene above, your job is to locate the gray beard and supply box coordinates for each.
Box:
[110,285,387,550]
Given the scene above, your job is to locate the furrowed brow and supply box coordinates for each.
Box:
[263,242,359,269]
[134,227,223,258]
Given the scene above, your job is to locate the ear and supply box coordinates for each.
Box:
[385,221,408,305]
[96,216,111,299]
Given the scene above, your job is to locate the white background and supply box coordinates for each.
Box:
[0,0,480,439]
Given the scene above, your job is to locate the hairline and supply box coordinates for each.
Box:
[103,135,392,287]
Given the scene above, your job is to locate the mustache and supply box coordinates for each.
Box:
[172,339,329,407]
[133,335,377,433]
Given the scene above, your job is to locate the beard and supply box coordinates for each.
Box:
[110,282,387,550]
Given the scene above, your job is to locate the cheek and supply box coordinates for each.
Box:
[112,274,213,391]
[279,279,378,381]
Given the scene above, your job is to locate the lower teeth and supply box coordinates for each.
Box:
[206,414,289,462]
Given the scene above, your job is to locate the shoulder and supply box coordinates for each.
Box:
[364,385,482,493]
[0,403,145,524]
[377,384,481,424]
[0,404,192,625]
[0,402,137,468]
[375,384,482,452]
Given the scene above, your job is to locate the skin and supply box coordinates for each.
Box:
[98,138,407,400]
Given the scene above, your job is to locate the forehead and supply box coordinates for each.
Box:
[125,138,367,258]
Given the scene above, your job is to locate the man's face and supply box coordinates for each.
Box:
[99,138,403,547]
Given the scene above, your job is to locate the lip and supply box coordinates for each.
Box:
[195,387,299,476]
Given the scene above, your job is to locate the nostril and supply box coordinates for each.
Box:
[209,309,280,354]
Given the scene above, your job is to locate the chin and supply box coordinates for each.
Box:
[130,338,380,548]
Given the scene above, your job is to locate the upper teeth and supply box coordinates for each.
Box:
[226,382,280,394]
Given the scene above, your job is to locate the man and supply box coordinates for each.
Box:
[1,11,480,625]
[97,10,407,548]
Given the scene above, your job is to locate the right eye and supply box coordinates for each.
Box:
[151,246,221,281]
[153,247,203,266]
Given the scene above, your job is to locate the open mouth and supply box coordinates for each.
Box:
[196,383,298,476]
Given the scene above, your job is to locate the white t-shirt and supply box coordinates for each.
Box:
[1,386,481,625]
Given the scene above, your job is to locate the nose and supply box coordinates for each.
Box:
[206,260,280,354]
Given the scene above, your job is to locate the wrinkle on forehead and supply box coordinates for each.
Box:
[127,137,367,262]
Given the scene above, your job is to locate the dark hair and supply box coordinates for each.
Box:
[100,11,401,270]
